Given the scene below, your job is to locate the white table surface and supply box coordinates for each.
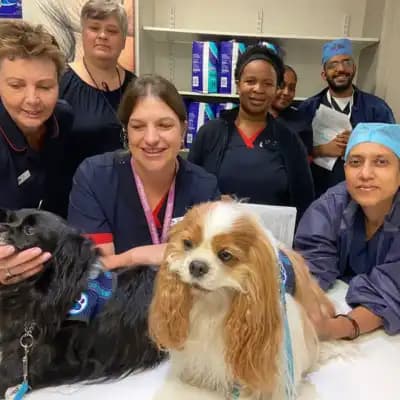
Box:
[27,281,400,399]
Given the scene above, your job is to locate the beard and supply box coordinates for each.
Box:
[326,71,355,93]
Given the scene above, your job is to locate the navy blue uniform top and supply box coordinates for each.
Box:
[277,106,313,156]
[218,126,290,206]
[0,99,74,217]
[59,68,135,173]
[67,151,221,254]
[188,109,314,222]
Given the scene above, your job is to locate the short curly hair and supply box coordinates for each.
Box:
[0,20,65,79]
[234,45,284,87]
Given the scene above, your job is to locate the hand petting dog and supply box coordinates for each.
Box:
[0,245,50,285]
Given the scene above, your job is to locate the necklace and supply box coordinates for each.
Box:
[82,57,126,146]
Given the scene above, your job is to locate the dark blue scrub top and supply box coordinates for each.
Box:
[0,100,74,217]
[217,126,290,206]
[277,106,312,156]
[59,68,135,174]
[68,151,221,254]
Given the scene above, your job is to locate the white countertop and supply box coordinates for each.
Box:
[27,281,400,399]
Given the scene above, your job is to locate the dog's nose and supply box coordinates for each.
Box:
[189,260,209,278]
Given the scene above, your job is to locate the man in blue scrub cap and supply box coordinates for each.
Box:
[299,38,395,197]
[295,123,400,340]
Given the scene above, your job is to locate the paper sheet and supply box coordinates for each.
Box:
[239,203,297,247]
[312,104,352,171]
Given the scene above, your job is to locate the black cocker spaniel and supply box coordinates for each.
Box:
[0,208,164,397]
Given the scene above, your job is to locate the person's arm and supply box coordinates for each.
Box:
[312,305,383,340]
[345,258,400,335]
[98,242,166,270]
[294,191,343,290]
[0,245,51,285]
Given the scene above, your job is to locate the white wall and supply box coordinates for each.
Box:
[375,0,400,121]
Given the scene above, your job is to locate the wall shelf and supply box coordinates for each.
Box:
[143,26,380,51]
[179,91,306,102]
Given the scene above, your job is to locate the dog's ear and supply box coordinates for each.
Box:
[44,232,95,310]
[224,231,283,393]
[148,255,192,351]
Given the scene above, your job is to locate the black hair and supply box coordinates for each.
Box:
[234,44,284,87]
[284,64,298,81]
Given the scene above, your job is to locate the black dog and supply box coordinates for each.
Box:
[0,208,164,397]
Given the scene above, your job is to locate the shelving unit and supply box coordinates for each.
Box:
[143,26,379,50]
[135,0,384,100]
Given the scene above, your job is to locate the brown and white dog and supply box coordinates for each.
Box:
[149,201,335,399]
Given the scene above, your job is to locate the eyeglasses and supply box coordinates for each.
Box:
[325,59,354,70]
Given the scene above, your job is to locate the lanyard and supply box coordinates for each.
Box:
[131,158,176,244]
[326,90,354,120]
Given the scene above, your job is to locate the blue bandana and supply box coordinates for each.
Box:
[322,38,353,64]
[67,263,116,324]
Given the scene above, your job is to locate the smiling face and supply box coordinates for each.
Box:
[127,96,185,175]
[237,59,278,117]
[322,54,356,93]
[272,68,297,112]
[0,56,58,137]
[81,15,125,63]
[345,142,400,211]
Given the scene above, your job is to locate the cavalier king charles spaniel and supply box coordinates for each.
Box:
[0,208,164,396]
[149,201,335,399]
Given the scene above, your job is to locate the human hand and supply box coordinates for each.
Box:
[131,244,167,267]
[0,245,51,285]
[334,129,351,150]
[316,137,345,157]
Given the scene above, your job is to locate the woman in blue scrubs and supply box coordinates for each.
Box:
[0,21,73,285]
[295,123,400,339]
[188,45,314,221]
[68,75,220,269]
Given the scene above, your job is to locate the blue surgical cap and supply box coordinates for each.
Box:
[322,38,353,64]
[344,123,400,161]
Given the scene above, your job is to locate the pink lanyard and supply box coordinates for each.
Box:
[130,158,176,244]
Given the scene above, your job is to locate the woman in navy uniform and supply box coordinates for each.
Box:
[68,75,220,269]
[0,20,73,285]
[188,45,314,222]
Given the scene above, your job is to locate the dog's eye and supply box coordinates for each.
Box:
[23,225,35,236]
[218,249,233,262]
[183,239,193,251]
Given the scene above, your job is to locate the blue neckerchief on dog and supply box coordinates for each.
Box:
[67,262,116,323]
[278,250,296,296]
